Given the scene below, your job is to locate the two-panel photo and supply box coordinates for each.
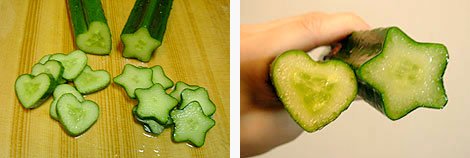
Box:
[0,0,468,157]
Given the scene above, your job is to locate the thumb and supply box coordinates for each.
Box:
[242,12,370,55]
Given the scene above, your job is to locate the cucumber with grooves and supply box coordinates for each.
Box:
[331,27,448,120]
[67,0,111,55]
[121,0,174,62]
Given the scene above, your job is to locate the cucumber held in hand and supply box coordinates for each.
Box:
[171,102,215,147]
[57,93,99,137]
[15,74,56,109]
[270,50,357,132]
[331,27,448,120]
[67,0,112,55]
[121,0,174,62]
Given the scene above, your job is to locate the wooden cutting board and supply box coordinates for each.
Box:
[0,0,229,157]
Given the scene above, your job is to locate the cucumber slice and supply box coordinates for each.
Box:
[171,102,215,147]
[15,74,56,109]
[332,27,448,120]
[271,50,357,132]
[56,93,99,137]
[38,54,51,64]
[132,106,165,135]
[169,81,199,102]
[150,65,173,89]
[31,60,64,82]
[180,87,216,116]
[135,84,178,124]
[50,84,84,120]
[74,65,111,94]
[50,50,88,80]
[68,0,112,55]
[113,64,153,98]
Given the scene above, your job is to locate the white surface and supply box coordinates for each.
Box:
[241,0,470,157]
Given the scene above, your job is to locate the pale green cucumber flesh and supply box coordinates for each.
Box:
[151,65,173,89]
[113,64,153,98]
[169,81,199,102]
[50,84,84,120]
[31,60,64,82]
[271,50,357,132]
[76,21,112,55]
[171,102,215,147]
[74,66,111,94]
[180,87,216,116]
[121,28,161,62]
[57,94,99,137]
[15,74,55,109]
[38,54,51,64]
[135,84,178,124]
[50,50,87,80]
[356,27,448,120]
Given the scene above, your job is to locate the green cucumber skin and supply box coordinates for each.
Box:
[121,0,173,41]
[332,27,449,120]
[67,0,87,36]
[68,0,109,36]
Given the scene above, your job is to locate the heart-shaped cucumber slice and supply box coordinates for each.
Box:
[50,50,87,80]
[31,60,64,82]
[270,50,357,132]
[74,66,110,94]
[76,21,112,55]
[50,84,85,120]
[15,74,55,108]
[57,93,99,137]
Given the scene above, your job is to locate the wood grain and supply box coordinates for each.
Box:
[0,0,230,157]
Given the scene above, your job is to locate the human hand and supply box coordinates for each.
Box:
[240,12,369,157]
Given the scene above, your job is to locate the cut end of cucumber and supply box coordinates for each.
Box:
[271,50,357,132]
[358,27,448,120]
[76,21,112,55]
[121,27,161,62]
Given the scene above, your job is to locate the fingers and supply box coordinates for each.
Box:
[242,12,370,55]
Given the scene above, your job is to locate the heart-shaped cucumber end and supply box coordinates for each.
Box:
[270,50,357,132]
[76,21,111,55]
[15,73,55,109]
[57,94,99,137]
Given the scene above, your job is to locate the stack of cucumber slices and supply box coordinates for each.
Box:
[15,50,111,136]
[114,64,216,147]
[271,27,448,132]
